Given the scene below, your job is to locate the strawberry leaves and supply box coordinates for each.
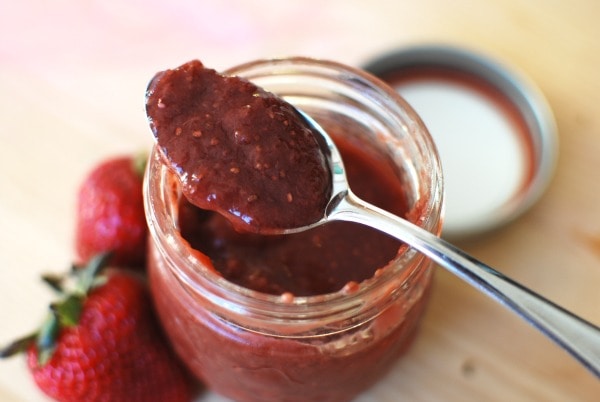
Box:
[0,333,37,359]
[35,312,60,365]
[0,252,113,366]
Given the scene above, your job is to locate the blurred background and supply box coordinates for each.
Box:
[1,1,600,401]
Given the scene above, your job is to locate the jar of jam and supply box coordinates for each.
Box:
[144,57,444,402]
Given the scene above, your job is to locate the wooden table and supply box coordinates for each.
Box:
[1,1,599,400]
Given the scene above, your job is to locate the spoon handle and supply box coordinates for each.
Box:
[331,192,600,377]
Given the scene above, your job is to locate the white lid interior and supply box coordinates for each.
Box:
[363,46,558,238]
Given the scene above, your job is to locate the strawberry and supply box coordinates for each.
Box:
[75,154,148,268]
[1,253,196,402]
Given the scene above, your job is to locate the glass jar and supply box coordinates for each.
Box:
[144,57,444,402]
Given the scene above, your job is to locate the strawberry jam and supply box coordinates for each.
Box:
[145,58,443,402]
[146,60,331,234]
[178,131,408,296]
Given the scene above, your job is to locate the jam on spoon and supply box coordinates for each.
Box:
[145,60,331,234]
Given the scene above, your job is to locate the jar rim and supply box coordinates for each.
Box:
[144,57,444,321]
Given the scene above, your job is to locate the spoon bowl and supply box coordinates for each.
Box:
[293,109,600,377]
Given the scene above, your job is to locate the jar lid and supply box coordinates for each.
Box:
[362,45,558,238]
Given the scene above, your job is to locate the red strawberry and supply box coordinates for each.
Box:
[1,254,196,402]
[75,154,148,268]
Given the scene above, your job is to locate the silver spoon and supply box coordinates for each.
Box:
[291,110,600,378]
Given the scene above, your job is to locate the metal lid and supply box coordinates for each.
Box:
[363,45,558,239]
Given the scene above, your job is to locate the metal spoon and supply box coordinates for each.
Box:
[290,110,600,377]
